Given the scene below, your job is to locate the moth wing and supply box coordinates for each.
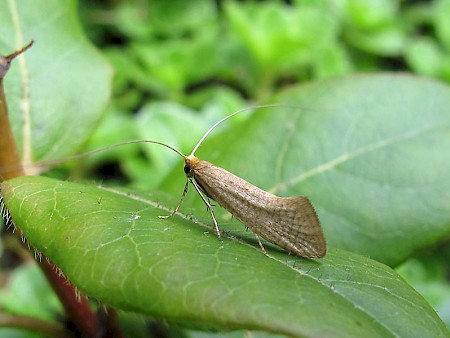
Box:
[192,161,326,258]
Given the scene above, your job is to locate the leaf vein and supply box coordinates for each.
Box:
[270,122,448,193]
[8,0,32,164]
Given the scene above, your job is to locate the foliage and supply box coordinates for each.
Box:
[1,0,450,337]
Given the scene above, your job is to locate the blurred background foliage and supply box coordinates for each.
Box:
[79,0,450,108]
[73,0,450,190]
[3,0,450,336]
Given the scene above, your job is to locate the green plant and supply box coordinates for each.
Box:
[1,1,450,337]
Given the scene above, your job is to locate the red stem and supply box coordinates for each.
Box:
[39,259,100,336]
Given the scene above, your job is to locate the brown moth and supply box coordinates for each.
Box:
[181,155,326,258]
[154,106,326,258]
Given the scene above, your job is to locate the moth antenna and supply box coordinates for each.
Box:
[1,140,187,176]
[139,140,187,159]
[190,103,302,156]
[43,140,186,167]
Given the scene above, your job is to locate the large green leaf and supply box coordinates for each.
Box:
[1,176,448,337]
[0,0,112,164]
[161,74,450,267]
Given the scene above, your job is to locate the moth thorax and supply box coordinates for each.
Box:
[184,155,200,178]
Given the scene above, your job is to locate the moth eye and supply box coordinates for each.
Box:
[184,163,191,174]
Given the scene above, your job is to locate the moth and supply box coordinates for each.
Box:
[180,154,326,258]
[143,107,327,258]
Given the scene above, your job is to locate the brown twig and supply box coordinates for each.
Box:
[0,40,33,79]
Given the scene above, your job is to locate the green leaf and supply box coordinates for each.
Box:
[113,0,217,39]
[0,329,41,338]
[133,102,207,186]
[0,0,112,163]
[435,0,450,51]
[397,254,450,328]
[161,74,450,267]
[344,0,397,29]
[224,1,341,98]
[0,264,62,321]
[344,0,405,56]
[345,26,405,56]
[130,34,219,98]
[405,37,443,77]
[1,176,448,337]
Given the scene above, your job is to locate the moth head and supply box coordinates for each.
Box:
[184,155,199,178]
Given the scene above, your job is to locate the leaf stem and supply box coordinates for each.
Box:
[0,76,25,180]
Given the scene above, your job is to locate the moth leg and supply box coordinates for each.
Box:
[254,233,268,256]
[159,181,189,219]
[207,198,216,207]
[191,179,222,240]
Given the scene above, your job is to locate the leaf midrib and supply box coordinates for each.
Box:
[8,0,33,166]
[269,121,449,194]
